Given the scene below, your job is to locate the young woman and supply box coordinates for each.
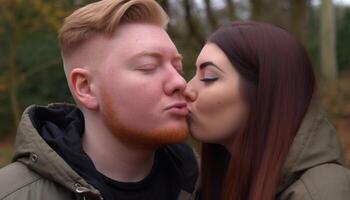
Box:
[185,21,350,200]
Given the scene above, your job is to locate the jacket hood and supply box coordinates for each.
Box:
[13,103,102,198]
[277,96,346,193]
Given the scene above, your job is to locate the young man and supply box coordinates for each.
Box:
[0,0,198,199]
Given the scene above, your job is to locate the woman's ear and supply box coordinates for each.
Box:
[70,68,99,110]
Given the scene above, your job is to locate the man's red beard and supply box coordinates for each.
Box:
[99,92,189,149]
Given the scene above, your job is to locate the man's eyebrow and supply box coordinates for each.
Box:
[129,52,183,60]
[199,61,224,72]
[130,51,162,60]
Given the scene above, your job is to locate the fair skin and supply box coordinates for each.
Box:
[66,23,188,182]
[185,43,249,149]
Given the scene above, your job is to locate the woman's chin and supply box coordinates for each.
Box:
[189,129,210,143]
[189,128,202,141]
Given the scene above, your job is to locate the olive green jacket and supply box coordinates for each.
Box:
[277,98,350,199]
[0,104,196,200]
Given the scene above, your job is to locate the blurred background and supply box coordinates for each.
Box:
[0,0,349,167]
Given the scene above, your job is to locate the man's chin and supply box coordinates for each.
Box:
[109,122,189,149]
[101,104,189,148]
[149,128,189,145]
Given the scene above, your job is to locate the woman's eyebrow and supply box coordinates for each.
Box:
[199,61,224,72]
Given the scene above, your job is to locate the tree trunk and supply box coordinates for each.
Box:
[1,1,21,127]
[251,0,263,20]
[291,0,308,41]
[321,0,337,82]
[10,28,21,127]
[203,0,218,31]
[183,0,205,46]
[225,0,236,20]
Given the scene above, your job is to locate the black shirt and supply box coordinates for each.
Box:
[100,150,179,200]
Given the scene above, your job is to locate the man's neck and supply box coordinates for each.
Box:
[82,112,155,182]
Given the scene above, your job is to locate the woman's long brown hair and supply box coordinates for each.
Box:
[200,21,316,200]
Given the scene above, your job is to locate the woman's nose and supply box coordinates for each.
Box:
[184,81,198,102]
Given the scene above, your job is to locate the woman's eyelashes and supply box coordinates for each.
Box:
[200,70,219,82]
[197,62,222,83]
[200,76,219,82]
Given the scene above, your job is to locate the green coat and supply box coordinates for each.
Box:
[0,104,196,200]
[277,98,350,199]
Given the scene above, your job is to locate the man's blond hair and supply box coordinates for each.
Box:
[58,0,168,55]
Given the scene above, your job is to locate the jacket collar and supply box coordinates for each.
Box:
[277,95,345,194]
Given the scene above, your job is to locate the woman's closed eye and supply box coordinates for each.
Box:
[200,76,218,82]
[197,61,222,83]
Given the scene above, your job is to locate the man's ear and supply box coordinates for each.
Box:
[70,68,98,110]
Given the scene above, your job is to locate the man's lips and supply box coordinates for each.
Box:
[165,102,189,116]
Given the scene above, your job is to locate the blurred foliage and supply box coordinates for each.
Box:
[0,0,349,141]
[320,69,350,164]
[321,70,350,119]
[0,0,75,137]
[337,7,350,71]
[0,139,14,167]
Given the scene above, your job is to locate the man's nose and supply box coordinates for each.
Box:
[164,66,187,96]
